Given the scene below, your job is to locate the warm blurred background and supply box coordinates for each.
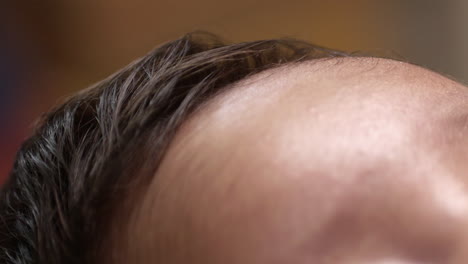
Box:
[2,0,468,182]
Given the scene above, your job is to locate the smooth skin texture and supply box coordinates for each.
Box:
[123,58,468,264]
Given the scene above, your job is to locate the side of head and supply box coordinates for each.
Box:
[0,32,348,264]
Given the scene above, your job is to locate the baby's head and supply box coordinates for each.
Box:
[2,32,468,264]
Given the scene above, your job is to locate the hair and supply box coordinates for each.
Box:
[0,32,350,264]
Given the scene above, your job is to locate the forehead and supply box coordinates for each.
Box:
[172,57,468,180]
[130,58,468,263]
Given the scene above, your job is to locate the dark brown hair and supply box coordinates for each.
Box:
[0,32,349,264]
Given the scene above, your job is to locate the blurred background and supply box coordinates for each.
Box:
[2,0,468,182]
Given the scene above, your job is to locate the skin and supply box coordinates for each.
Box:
[122,58,468,263]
